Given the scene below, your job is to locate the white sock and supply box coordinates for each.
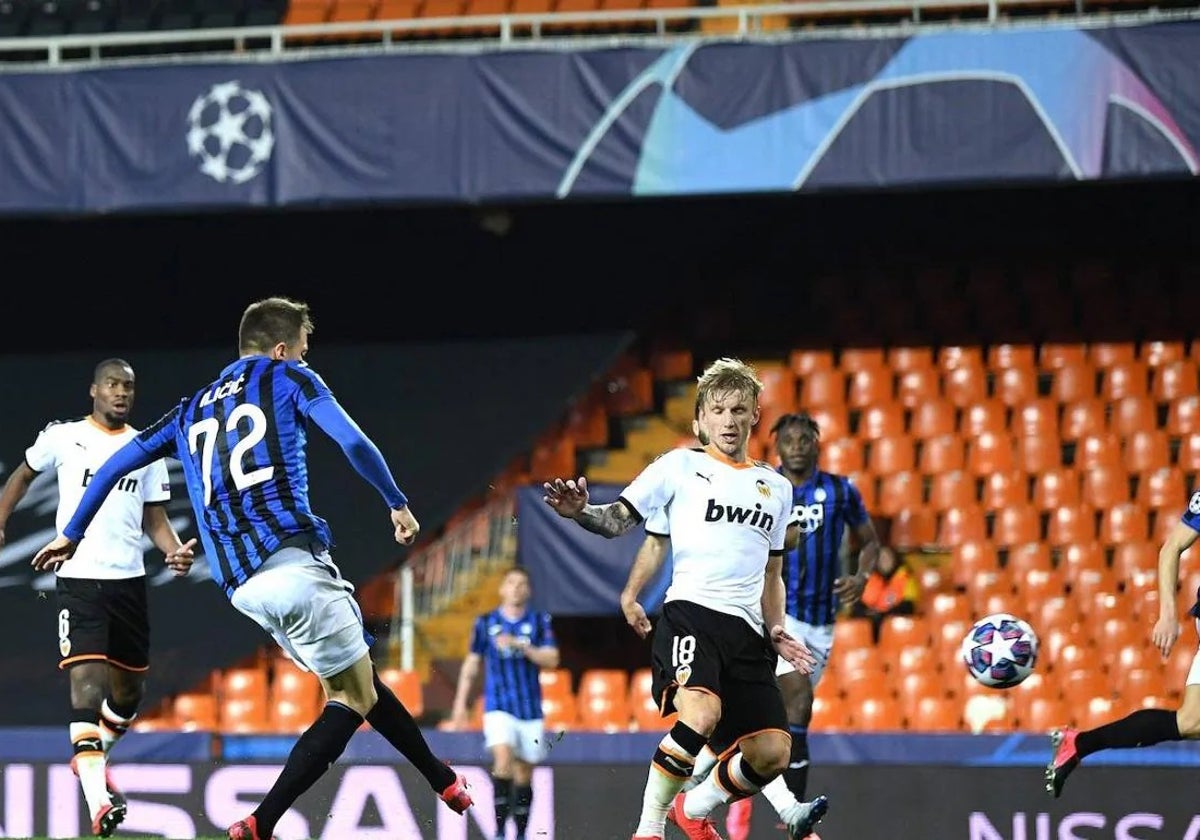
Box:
[70,723,110,818]
[681,746,718,792]
[99,699,135,756]
[684,753,761,820]
[634,730,702,837]
[761,775,802,823]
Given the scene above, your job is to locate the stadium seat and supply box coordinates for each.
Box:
[806,405,848,440]
[1032,468,1079,511]
[1075,433,1123,470]
[966,432,1015,476]
[839,348,886,373]
[578,692,630,732]
[847,368,893,410]
[944,366,988,408]
[1177,434,1200,471]
[1015,434,1061,474]
[539,668,573,701]
[980,470,1027,511]
[788,349,834,378]
[896,368,941,409]
[1007,541,1053,576]
[1103,361,1150,401]
[821,438,863,474]
[966,570,1011,615]
[994,366,1038,407]
[1140,340,1186,368]
[1116,667,1168,702]
[1013,398,1060,438]
[757,364,798,419]
[961,399,1007,438]
[1080,464,1130,508]
[854,697,904,731]
[910,399,957,438]
[867,435,915,476]
[908,695,962,732]
[173,692,219,731]
[271,660,321,732]
[887,346,935,373]
[1124,430,1171,474]
[1039,342,1087,371]
[1067,564,1115,609]
[1050,362,1098,404]
[847,471,877,514]
[1101,503,1150,546]
[1021,696,1069,734]
[1061,399,1107,441]
[918,434,965,474]
[578,668,629,700]
[1038,595,1083,635]
[878,615,930,652]
[630,669,672,732]
[929,470,975,512]
[859,404,906,441]
[529,435,577,482]
[809,693,846,731]
[990,504,1040,547]
[1089,342,1137,369]
[378,667,424,718]
[937,346,984,374]
[565,400,609,450]
[936,506,987,547]
[1047,504,1096,546]
[928,592,972,624]
[877,471,923,518]
[833,618,873,651]
[541,693,578,731]
[648,347,692,382]
[1113,541,1160,578]
[1076,695,1116,730]
[799,369,845,408]
[988,343,1037,372]
[890,508,937,549]
[603,366,653,417]
[1153,360,1199,401]
[1014,567,1066,602]
[1111,396,1158,437]
[951,541,999,588]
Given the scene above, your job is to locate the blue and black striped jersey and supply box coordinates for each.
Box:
[470,608,556,720]
[783,469,868,626]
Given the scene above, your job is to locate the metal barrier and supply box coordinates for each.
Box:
[2,1,1196,67]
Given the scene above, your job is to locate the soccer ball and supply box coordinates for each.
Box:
[961,613,1039,689]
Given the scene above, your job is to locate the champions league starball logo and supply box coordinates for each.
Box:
[186,81,275,185]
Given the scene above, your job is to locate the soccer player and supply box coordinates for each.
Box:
[1045,488,1200,797]
[544,357,817,840]
[0,358,194,838]
[449,566,559,840]
[32,297,473,840]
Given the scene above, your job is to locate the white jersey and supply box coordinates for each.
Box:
[620,446,791,631]
[24,417,171,580]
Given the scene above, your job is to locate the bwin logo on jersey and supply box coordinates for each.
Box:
[794,503,824,534]
[704,499,774,531]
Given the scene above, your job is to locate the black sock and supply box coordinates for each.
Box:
[492,775,512,834]
[783,725,809,801]
[1077,708,1182,758]
[253,702,362,838]
[513,783,532,837]
[366,670,455,791]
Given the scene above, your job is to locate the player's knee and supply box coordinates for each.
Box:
[69,678,105,711]
[109,679,144,710]
[744,735,791,778]
[1176,706,1200,737]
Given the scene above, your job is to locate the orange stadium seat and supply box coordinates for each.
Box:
[967,432,1015,476]
[1013,398,1060,438]
[833,617,874,651]
[529,435,577,482]
[1111,396,1158,437]
[1075,433,1123,470]
[888,346,935,373]
[1021,696,1069,734]
[929,470,975,512]
[807,405,849,440]
[1101,503,1149,546]
[1080,464,1129,508]
[890,508,937,549]
[1113,541,1159,578]
[847,368,893,409]
[1015,433,1061,474]
[937,346,984,374]
[878,615,930,652]
[1033,467,1079,510]
[994,366,1038,407]
[1178,435,1200,471]
[378,667,424,718]
[540,668,573,701]
[648,347,692,382]
[1008,541,1053,576]
[1038,595,1083,634]
[1040,342,1087,371]
[980,470,1027,511]
[578,668,629,700]
[1069,565,1116,609]
[988,344,1037,372]
[789,349,834,378]
[929,592,972,624]
[918,434,965,474]
[937,506,987,547]
[173,692,218,731]
[326,0,377,30]
[1089,342,1137,369]
[847,472,877,513]
[1139,467,1185,511]
[1141,340,1186,368]
[1061,399,1107,441]
[1050,362,1098,404]
[908,696,962,732]
[910,400,957,438]
[799,369,845,408]
[1047,504,1096,546]
[1103,361,1150,401]
[809,693,846,731]
[821,438,863,474]
[1014,567,1065,602]
[284,0,332,24]
[961,399,1007,437]
[839,348,886,373]
[896,368,941,409]
[1125,430,1171,474]
[578,692,630,732]
[542,693,578,732]
[1154,360,1199,401]
[878,471,923,518]
[952,541,999,588]
[868,435,915,476]
[944,366,988,408]
[859,404,906,441]
[854,697,904,731]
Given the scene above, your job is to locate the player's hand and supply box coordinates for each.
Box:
[392,506,420,546]
[31,535,78,572]
[165,538,197,576]
[1152,614,1182,659]
[833,572,867,606]
[542,477,589,519]
[495,632,515,651]
[621,598,652,638]
[770,624,817,675]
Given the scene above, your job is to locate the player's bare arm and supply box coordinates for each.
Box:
[520,641,561,669]
[764,553,816,674]
[542,476,640,537]
[834,518,882,605]
[0,461,38,549]
[449,651,483,727]
[1153,520,1198,657]
[143,505,196,576]
[622,533,669,638]
[784,522,800,551]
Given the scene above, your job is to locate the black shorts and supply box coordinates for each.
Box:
[651,600,788,753]
[56,576,150,672]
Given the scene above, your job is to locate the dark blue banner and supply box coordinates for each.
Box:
[517,484,674,617]
[1,21,1198,213]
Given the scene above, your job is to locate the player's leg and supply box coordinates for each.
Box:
[57,577,124,837]
[483,715,517,840]
[100,574,151,811]
[365,665,461,796]
[634,603,724,840]
[511,758,534,840]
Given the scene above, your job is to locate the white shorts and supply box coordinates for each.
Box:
[483,710,548,764]
[1188,619,1200,686]
[775,615,834,687]
[230,544,369,680]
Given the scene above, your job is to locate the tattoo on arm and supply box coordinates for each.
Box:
[575,502,638,538]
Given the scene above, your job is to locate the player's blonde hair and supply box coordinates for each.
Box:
[239,297,315,354]
[695,357,763,413]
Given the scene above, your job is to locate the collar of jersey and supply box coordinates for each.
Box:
[86,416,128,436]
[703,443,754,469]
